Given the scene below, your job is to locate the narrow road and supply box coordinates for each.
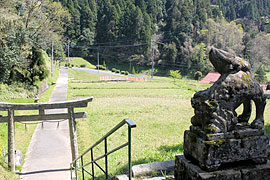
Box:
[72,67,159,80]
[72,67,126,76]
[20,67,71,180]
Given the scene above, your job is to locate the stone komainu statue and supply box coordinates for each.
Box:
[191,47,266,133]
[181,47,269,174]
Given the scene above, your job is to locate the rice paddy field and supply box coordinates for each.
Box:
[67,68,270,179]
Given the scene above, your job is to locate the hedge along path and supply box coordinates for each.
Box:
[0,67,92,180]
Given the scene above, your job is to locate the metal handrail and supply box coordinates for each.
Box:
[70,118,136,180]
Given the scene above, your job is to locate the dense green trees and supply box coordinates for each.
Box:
[0,0,68,84]
[1,0,270,83]
[41,0,270,77]
[211,0,270,22]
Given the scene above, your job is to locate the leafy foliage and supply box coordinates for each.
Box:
[132,66,136,74]
[169,70,182,82]
[0,0,68,84]
[255,65,267,83]
[2,0,270,84]
[210,0,270,22]
[57,0,270,79]
[194,71,203,80]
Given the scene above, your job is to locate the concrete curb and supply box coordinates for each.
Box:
[142,176,174,180]
[132,160,175,177]
[110,174,132,180]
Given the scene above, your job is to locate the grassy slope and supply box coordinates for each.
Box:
[0,63,59,179]
[64,57,96,69]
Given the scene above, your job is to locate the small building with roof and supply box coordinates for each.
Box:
[200,72,221,84]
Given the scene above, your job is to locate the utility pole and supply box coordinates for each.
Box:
[97,49,99,73]
[67,39,70,66]
[130,59,132,73]
[151,40,154,79]
[51,40,54,78]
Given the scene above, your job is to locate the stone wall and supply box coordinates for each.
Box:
[37,79,49,96]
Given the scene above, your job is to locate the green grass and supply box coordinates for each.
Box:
[0,158,19,180]
[65,57,96,69]
[68,68,270,179]
[69,67,101,82]
[67,69,210,179]
[0,83,37,101]
[48,63,60,85]
[0,67,59,179]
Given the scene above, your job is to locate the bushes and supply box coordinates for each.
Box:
[96,65,106,70]
[112,68,120,73]
[10,49,51,87]
[111,68,129,75]
[80,64,86,68]
[255,65,266,83]
[113,68,120,73]
[194,71,202,80]
[132,66,136,74]
[120,71,129,75]
[169,70,181,82]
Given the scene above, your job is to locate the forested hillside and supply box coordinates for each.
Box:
[56,0,270,78]
[1,0,270,84]
[211,0,270,22]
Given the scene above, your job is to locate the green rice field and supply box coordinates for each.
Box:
[67,68,270,179]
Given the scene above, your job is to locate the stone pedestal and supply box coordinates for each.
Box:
[174,125,270,180]
[175,155,270,180]
[184,127,269,171]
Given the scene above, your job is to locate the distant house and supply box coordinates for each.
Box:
[200,72,221,84]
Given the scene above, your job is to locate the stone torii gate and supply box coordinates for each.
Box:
[0,97,93,172]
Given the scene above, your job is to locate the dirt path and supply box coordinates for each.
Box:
[20,67,71,180]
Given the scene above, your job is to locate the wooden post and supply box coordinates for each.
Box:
[68,107,78,162]
[8,108,15,172]
[39,108,45,128]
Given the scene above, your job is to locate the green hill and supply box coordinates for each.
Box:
[68,57,96,69]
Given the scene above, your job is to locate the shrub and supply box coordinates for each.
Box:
[116,69,120,73]
[100,65,106,70]
[80,64,86,68]
[112,68,116,72]
[255,65,266,83]
[121,71,126,75]
[169,70,181,82]
[103,61,107,69]
[125,71,129,75]
[96,65,105,70]
[194,71,202,80]
[132,66,136,74]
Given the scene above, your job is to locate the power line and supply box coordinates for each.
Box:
[69,38,206,71]
[70,38,175,50]
[96,52,205,70]
[72,42,149,50]
[89,38,152,46]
